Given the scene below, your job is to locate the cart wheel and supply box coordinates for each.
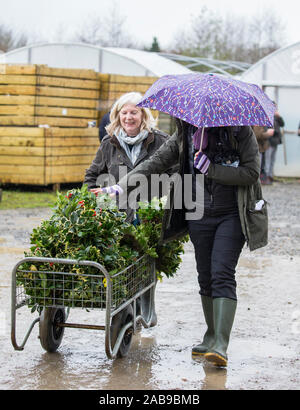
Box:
[110,305,133,358]
[39,307,66,352]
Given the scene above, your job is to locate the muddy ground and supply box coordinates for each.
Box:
[0,181,299,390]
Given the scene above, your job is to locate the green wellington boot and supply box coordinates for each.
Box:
[192,295,214,357]
[204,297,237,367]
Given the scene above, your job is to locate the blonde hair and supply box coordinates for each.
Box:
[105,92,157,136]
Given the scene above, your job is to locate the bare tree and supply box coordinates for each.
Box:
[171,28,193,55]
[104,2,131,47]
[169,7,287,65]
[214,14,248,61]
[246,9,286,62]
[170,7,221,57]
[190,7,222,58]
[0,22,28,52]
[75,16,104,45]
[73,1,141,48]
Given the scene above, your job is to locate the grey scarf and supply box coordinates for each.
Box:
[115,128,149,165]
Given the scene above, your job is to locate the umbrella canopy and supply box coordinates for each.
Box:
[137,73,275,128]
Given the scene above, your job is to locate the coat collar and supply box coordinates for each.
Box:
[109,131,154,150]
[109,131,155,168]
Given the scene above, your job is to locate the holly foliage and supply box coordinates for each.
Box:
[18,186,188,309]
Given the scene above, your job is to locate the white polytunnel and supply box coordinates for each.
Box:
[240,42,300,177]
[0,42,191,77]
[2,42,300,176]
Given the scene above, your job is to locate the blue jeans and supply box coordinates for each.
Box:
[188,213,245,300]
[264,145,277,178]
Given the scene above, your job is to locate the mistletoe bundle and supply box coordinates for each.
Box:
[18,185,188,309]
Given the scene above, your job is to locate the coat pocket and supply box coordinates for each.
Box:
[246,199,268,251]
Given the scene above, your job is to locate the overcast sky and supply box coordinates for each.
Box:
[1,0,300,49]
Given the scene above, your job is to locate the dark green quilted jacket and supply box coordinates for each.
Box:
[119,121,268,251]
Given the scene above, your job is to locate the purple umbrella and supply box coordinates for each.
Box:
[137,73,275,128]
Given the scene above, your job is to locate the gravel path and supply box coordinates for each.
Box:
[0,181,299,390]
[253,181,300,257]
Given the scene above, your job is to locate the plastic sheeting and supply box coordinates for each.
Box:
[0,42,191,77]
[241,42,300,177]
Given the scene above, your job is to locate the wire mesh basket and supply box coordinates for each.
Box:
[11,254,157,358]
[15,254,154,311]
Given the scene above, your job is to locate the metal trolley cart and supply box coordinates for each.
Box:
[11,254,156,359]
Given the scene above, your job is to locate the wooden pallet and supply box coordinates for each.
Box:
[0,127,99,185]
[98,73,157,112]
[0,95,97,109]
[98,73,174,134]
[0,64,100,128]
[0,66,174,187]
[0,64,98,79]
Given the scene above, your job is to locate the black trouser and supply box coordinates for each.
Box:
[188,213,245,301]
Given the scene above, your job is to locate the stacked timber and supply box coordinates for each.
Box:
[98,74,175,134]
[0,64,100,127]
[0,64,100,185]
[98,73,157,113]
[0,67,174,187]
[0,127,99,185]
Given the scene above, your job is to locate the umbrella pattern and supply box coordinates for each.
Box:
[138,73,275,128]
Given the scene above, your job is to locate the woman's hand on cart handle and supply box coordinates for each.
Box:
[90,184,123,197]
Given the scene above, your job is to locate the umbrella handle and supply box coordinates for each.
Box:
[199,127,205,152]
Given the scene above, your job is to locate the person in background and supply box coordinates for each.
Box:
[98,111,111,142]
[263,106,285,185]
[252,126,274,184]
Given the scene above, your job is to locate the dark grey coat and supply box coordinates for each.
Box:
[84,129,170,222]
[84,129,169,189]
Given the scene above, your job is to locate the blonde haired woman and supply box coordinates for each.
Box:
[84,92,169,222]
[106,92,157,137]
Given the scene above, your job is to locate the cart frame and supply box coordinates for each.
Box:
[11,254,156,359]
